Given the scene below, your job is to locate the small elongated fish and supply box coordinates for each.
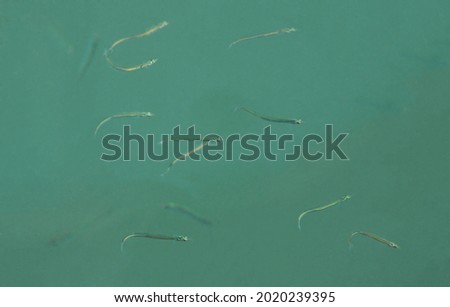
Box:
[78,34,99,79]
[236,107,303,125]
[229,27,296,48]
[162,202,212,226]
[105,55,157,72]
[298,195,351,231]
[121,233,189,252]
[105,21,168,72]
[348,231,399,249]
[94,112,154,136]
[161,136,221,176]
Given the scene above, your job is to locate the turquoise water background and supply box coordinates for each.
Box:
[1,0,449,286]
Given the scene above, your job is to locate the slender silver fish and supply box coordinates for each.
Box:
[237,107,303,125]
[229,27,296,48]
[348,231,399,249]
[120,233,189,252]
[94,112,154,135]
[298,195,351,231]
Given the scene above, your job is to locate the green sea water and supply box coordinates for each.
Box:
[1,0,449,286]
